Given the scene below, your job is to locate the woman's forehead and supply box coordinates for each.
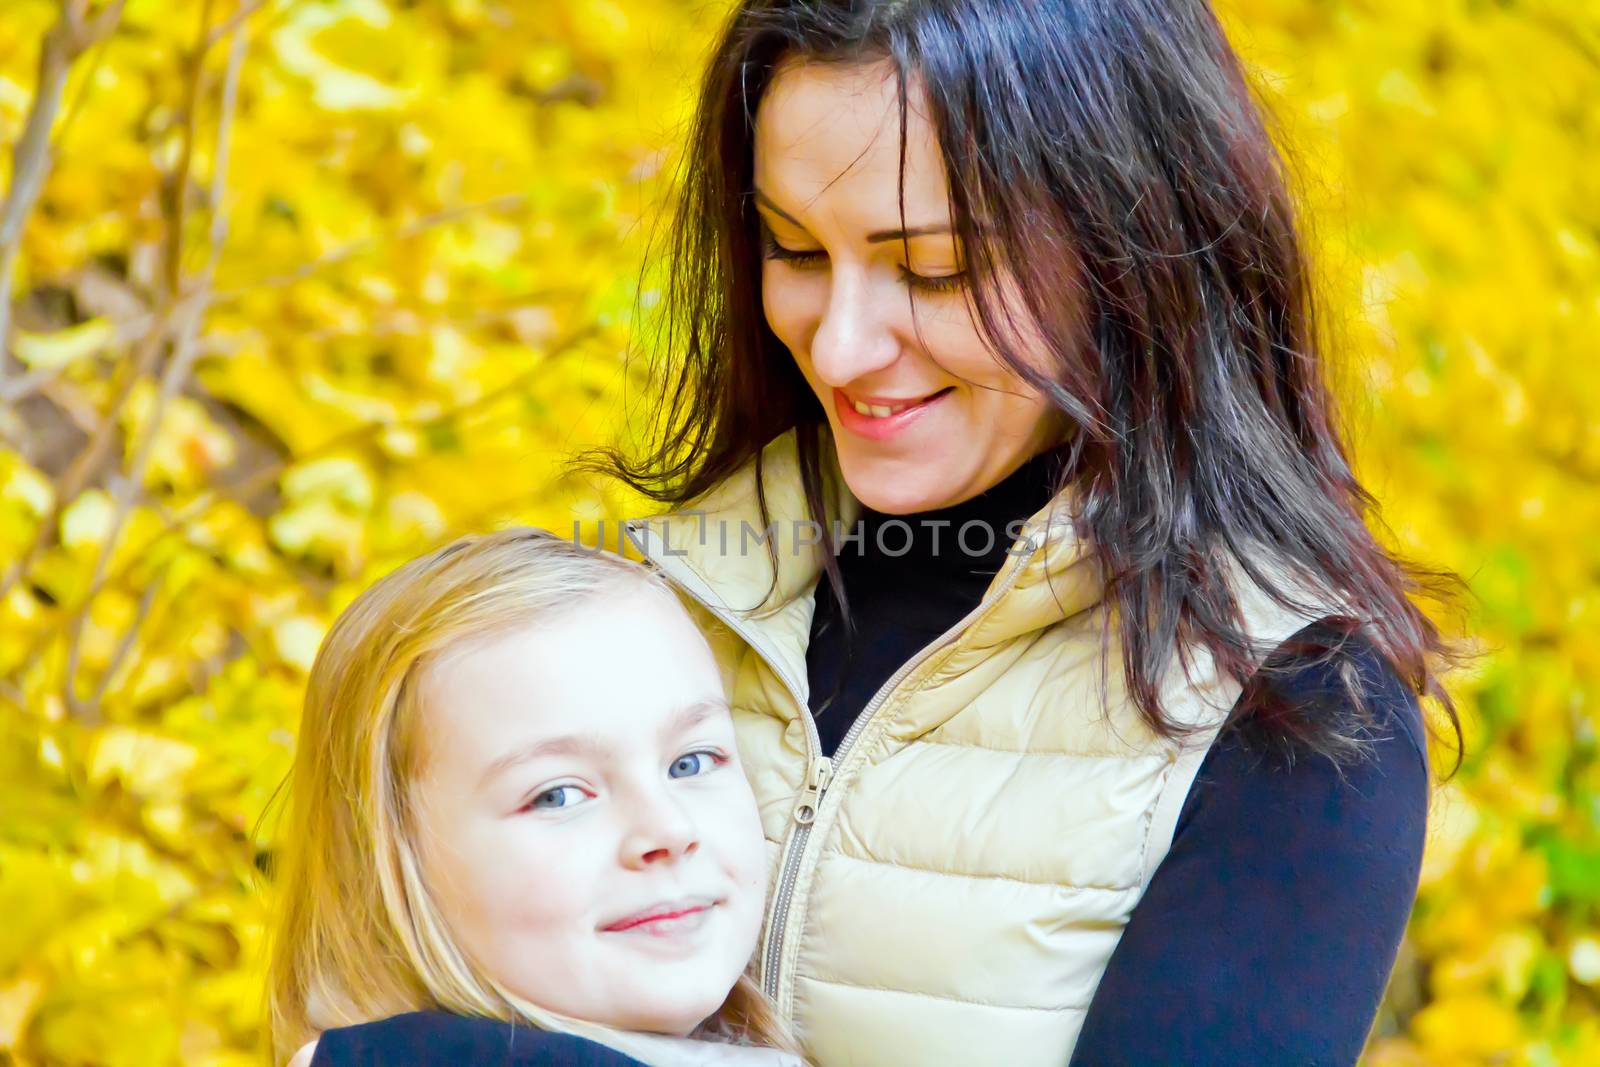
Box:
[753,58,950,226]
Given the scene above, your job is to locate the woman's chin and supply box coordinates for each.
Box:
[833,454,953,514]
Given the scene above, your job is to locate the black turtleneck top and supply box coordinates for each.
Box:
[806,444,1071,757]
[805,447,1429,1066]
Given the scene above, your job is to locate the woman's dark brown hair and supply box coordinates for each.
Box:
[573,0,1466,773]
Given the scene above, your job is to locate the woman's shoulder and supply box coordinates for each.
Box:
[1219,616,1430,778]
[1168,616,1433,852]
[1079,621,1436,1065]
[308,1011,648,1067]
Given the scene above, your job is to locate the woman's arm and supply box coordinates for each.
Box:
[1068,624,1430,1067]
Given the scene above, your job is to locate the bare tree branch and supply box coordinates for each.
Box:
[0,0,126,396]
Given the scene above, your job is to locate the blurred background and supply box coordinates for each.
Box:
[0,0,1593,1063]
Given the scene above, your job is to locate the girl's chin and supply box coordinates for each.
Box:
[607,1001,723,1039]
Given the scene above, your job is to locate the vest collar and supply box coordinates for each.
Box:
[624,427,1104,706]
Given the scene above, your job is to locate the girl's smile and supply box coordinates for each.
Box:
[601,898,719,936]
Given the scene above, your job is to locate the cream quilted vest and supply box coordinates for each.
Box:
[623,427,1328,1067]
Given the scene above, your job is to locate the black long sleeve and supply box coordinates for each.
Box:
[308,1011,647,1067]
[1067,628,1430,1066]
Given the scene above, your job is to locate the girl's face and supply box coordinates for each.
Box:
[754,58,1068,515]
[409,581,768,1036]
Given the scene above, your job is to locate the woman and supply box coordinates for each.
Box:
[340,0,1462,1062]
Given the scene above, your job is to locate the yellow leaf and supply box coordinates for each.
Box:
[272,615,326,674]
[87,727,200,799]
[0,971,43,1049]
[60,489,114,551]
[12,317,116,370]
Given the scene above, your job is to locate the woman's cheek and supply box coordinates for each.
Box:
[763,269,830,360]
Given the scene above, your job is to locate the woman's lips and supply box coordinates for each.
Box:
[833,387,952,442]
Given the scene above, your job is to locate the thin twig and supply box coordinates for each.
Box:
[205,0,272,51]
[212,193,532,301]
[63,15,247,723]
[160,0,218,301]
[81,567,163,712]
[43,324,604,673]
[225,321,601,507]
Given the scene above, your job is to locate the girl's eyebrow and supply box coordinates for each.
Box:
[662,697,732,740]
[482,734,605,785]
[480,698,731,786]
[752,187,951,244]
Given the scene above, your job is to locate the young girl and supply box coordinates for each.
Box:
[264,526,804,1067]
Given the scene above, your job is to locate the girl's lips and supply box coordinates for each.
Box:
[601,902,714,934]
[833,387,952,442]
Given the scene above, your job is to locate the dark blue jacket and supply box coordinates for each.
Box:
[309,1011,648,1066]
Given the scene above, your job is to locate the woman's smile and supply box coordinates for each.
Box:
[832,386,954,441]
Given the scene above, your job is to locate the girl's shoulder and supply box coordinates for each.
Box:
[308,1011,648,1067]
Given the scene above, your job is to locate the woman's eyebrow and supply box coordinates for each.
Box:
[753,187,951,243]
[753,188,804,228]
[864,224,951,243]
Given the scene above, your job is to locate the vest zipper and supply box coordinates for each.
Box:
[758,530,1044,1003]
[625,514,1047,1008]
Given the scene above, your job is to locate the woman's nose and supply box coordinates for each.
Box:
[618,791,700,869]
[808,267,898,387]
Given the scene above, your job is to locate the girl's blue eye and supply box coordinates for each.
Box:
[527,784,587,811]
[669,751,723,779]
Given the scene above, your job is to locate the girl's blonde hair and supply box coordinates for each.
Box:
[263,526,795,1063]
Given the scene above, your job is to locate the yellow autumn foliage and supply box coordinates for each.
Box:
[0,0,1593,1064]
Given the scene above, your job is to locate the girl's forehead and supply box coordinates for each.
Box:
[416,594,727,773]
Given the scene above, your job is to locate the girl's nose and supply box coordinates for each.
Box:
[808,267,898,387]
[618,792,700,869]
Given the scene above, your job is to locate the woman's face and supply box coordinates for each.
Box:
[754,58,1067,515]
[409,581,768,1036]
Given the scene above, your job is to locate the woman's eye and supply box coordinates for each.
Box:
[901,267,968,295]
[760,234,826,268]
[526,784,588,811]
[668,751,724,779]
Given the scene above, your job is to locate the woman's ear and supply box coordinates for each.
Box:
[287,1038,319,1067]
